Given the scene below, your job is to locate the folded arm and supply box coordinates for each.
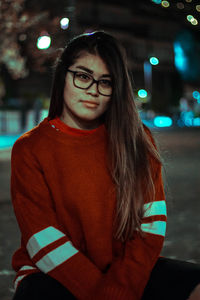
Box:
[92,160,167,300]
[11,139,102,300]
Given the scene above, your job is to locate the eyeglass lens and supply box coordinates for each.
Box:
[74,72,112,96]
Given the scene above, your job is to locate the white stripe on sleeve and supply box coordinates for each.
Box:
[14,266,37,290]
[14,275,26,290]
[18,265,37,272]
[36,241,78,273]
[141,221,166,236]
[27,226,65,258]
[143,200,167,218]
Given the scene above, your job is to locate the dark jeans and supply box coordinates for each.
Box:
[13,257,200,300]
[142,257,200,300]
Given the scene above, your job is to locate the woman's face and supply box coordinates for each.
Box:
[61,52,112,130]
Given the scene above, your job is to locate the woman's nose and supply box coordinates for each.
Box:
[86,82,99,95]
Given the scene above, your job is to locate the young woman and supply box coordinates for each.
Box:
[11,31,200,300]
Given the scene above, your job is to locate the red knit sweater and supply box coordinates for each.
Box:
[11,117,167,300]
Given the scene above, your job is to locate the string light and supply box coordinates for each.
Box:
[187,15,194,22]
[196,5,200,12]
[161,1,170,8]
[187,15,198,25]
[150,0,200,29]
[191,18,198,25]
[60,18,69,30]
[177,2,185,9]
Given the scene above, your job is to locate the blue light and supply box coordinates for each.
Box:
[151,0,162,4]
[194,118,200,126]
[154,116,173,127]
[0,134,22,149]
[192,91,200,100]
[149,57,159,65]
[138,89,148,98]
[173,41,188,72]
[184,118,193,127]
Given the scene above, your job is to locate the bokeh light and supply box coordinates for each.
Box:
[161,1,170,8]
[191,18,198,25]
[196,5,200,12]
[19,34,27,42]
[154,116,173,127]
[173,42,187,72]
[187,15,194,22]
[60,18,69,30]
[192,90,200,100]
[138,89,148,98]
[151,0,162,4]
[193,118,200,126]
[185,0,192,2]
[149,57,159,65]
[37,35,51,50]
[177,2,184,9]
[186,15,198,25]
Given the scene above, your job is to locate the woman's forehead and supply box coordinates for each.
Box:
[71,52,110,75]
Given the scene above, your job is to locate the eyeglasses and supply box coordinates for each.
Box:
[67,69,112,96]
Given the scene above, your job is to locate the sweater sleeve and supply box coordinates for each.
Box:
[91,129,167,300]
[11,138,102,300]
[93,163,167,300]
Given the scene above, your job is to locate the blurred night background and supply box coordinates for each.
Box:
[0,0,200,299]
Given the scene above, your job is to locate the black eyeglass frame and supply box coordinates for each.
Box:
[67,69,113,96]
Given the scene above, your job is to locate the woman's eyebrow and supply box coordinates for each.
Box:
[76,65,111,77]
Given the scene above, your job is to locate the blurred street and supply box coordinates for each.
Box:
[0,126,200,300]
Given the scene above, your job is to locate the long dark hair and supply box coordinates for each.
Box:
[48,31,161,242]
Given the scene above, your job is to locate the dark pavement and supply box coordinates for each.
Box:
[0,127,200,300]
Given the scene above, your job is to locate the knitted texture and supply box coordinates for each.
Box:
[11,117,167,300]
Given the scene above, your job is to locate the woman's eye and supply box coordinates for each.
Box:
[100,79,112,87]
[76,73,90,81]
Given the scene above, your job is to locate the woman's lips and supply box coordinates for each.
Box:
[81,101,99,108]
